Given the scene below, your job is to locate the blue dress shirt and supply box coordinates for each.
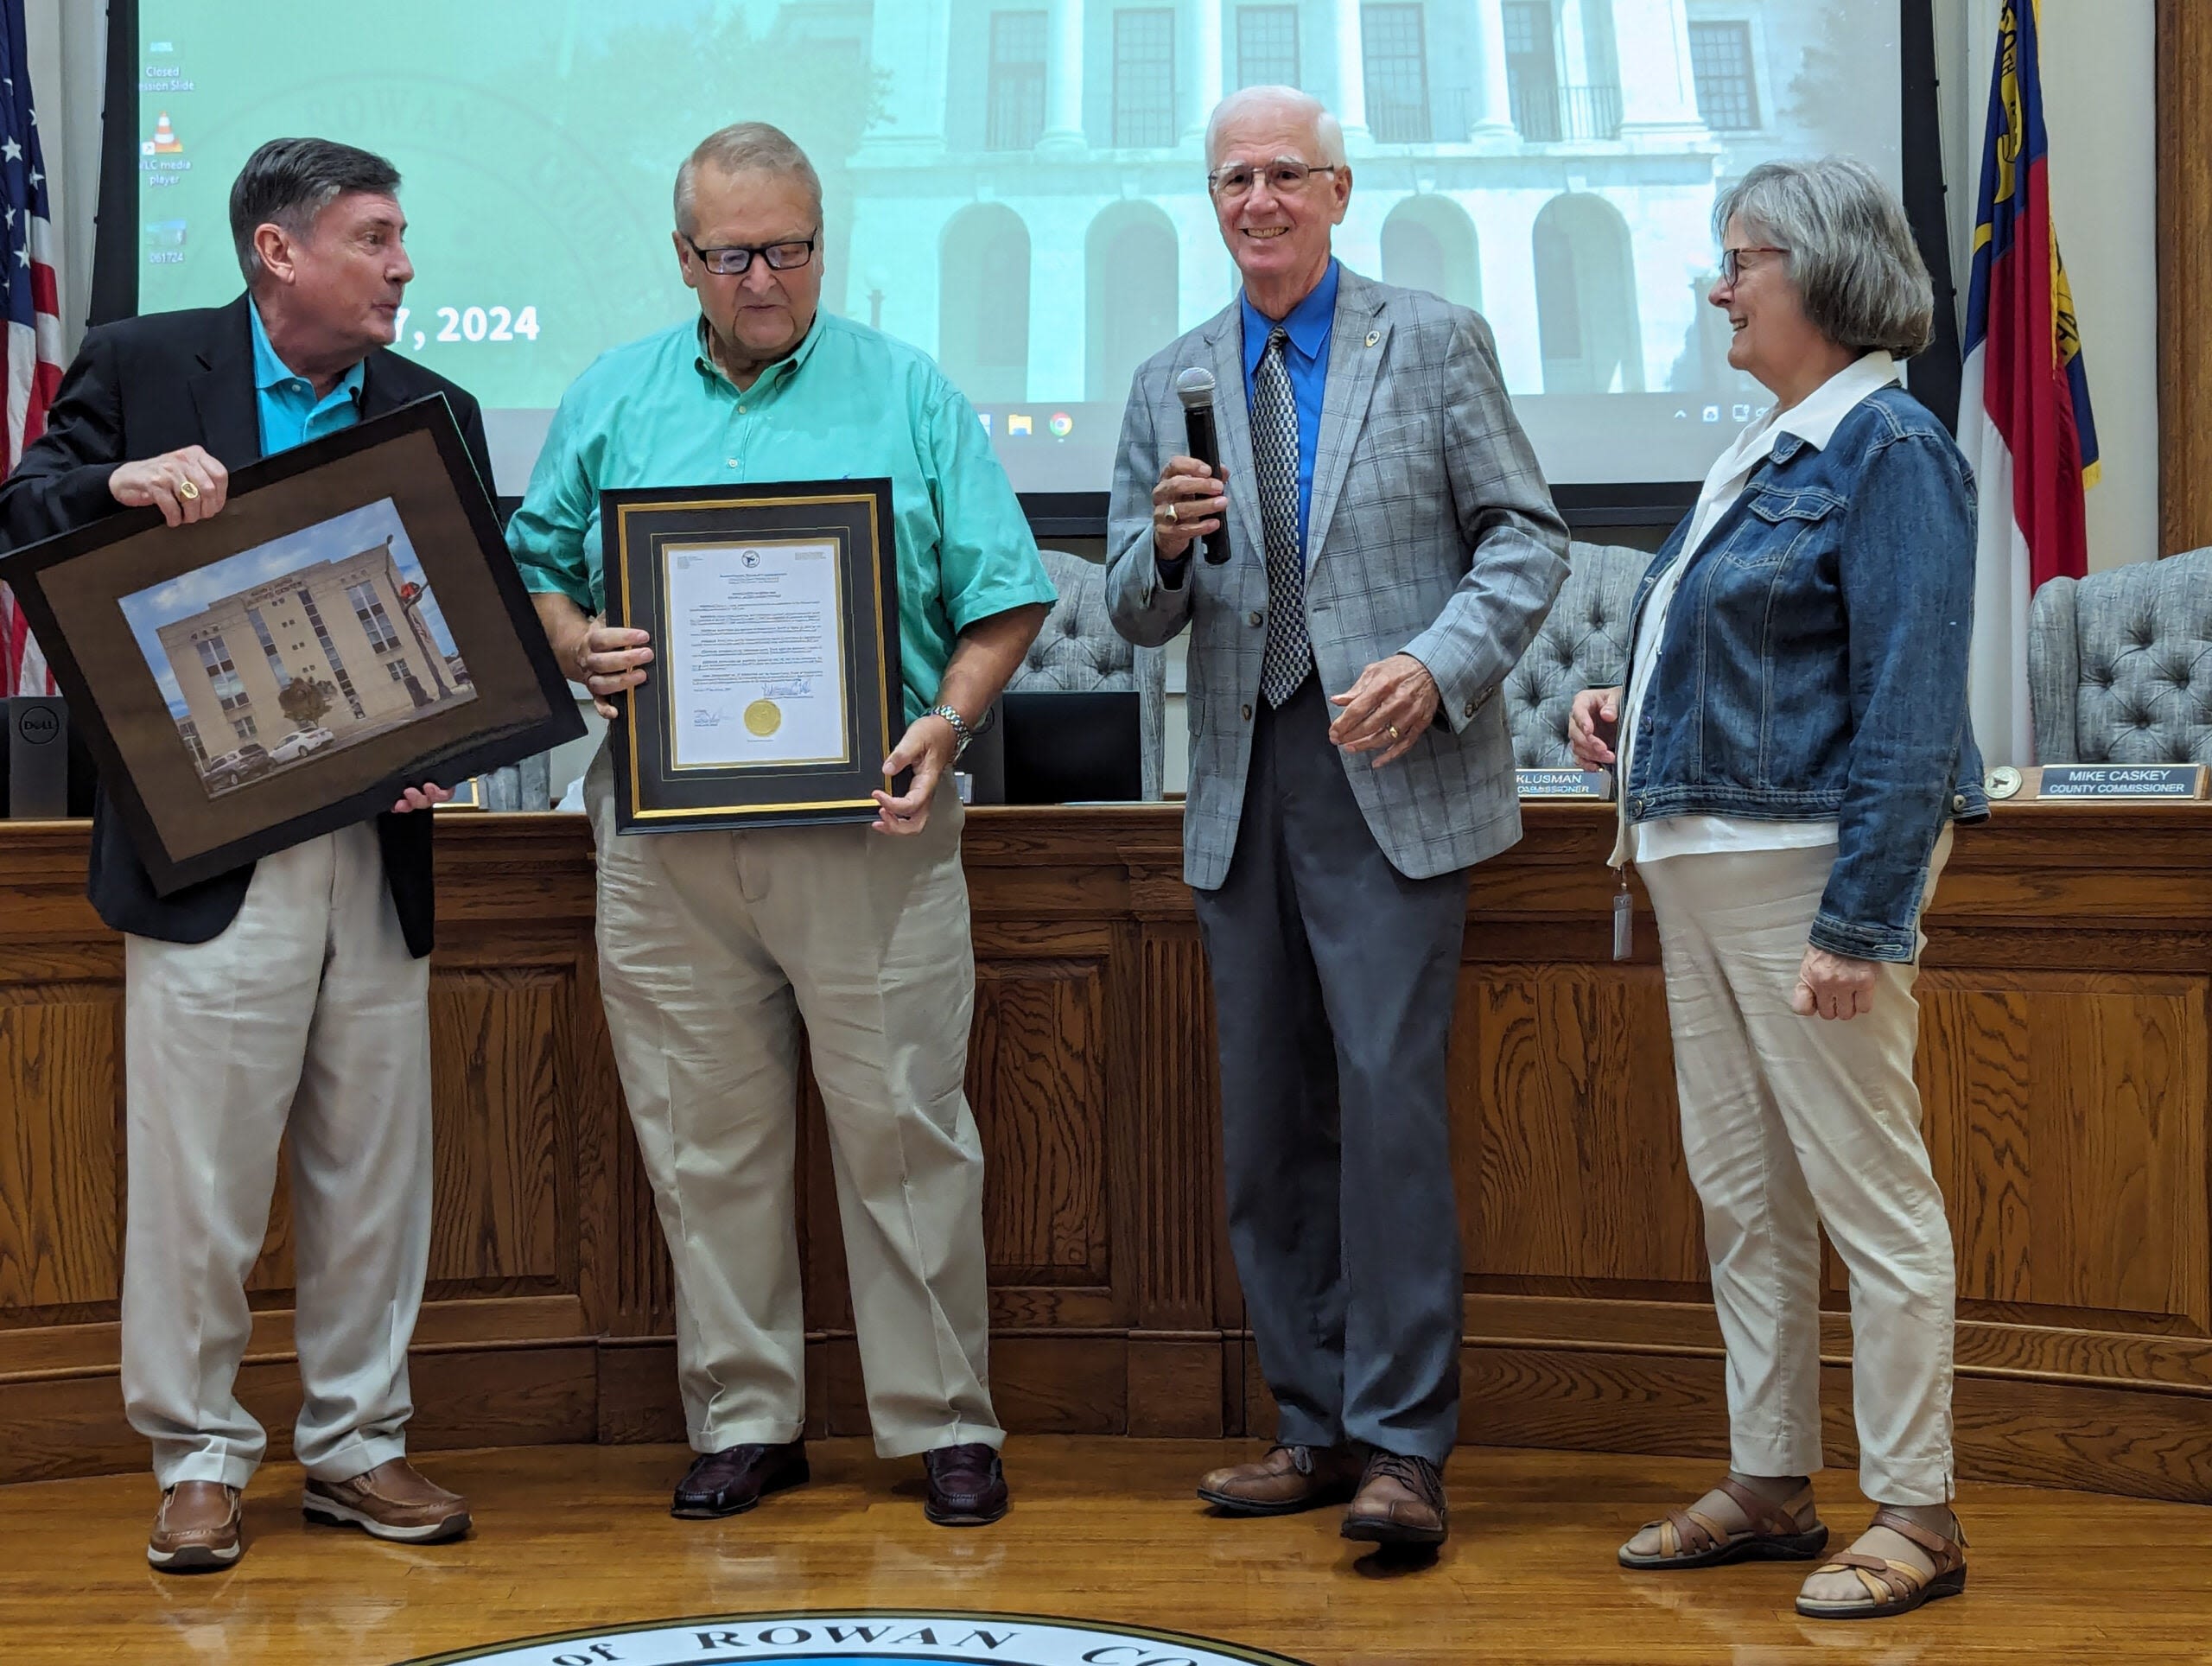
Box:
[1239,258,1338,563]
[249,302,365,456]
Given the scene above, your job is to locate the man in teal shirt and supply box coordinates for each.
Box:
[509,122,1051,1529]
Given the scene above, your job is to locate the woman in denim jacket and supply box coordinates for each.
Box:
[1568,157,1984,1621]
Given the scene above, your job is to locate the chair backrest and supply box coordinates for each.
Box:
[1012,546,1167,799]
[1503,538,1649,767]
[479,751,553,811]
[2028,548,2212,764]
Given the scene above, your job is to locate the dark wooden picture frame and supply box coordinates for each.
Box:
[601,479,903,835]
[0,397,583,893]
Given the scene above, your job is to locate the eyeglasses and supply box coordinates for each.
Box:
[683,232,819,276]
[1719,245,1789,285]
[1206,157,1342,200]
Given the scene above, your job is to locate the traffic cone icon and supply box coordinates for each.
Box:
[149,113,182,154]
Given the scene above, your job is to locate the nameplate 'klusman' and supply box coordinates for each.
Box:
[1517,766,1615,800]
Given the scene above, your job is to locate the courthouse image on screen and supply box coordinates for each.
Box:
[138,0,1897,487]
[118,499,475,799]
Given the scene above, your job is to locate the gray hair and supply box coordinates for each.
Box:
[1203,86,1347,172]
[228,137,401,287]
[1714,156,1934,357]
[673,122,823,235]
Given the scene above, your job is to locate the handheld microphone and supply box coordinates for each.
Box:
[1174,366,1231,565]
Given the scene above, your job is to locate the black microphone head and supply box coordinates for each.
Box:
[1175,366,1217,410]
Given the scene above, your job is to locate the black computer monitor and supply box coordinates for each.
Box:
[997,689,1142,804]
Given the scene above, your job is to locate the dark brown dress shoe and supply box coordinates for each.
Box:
[671,1440,810,1519]
[1197,1443,1364,1517]
[147,1481,243,1573]
[923,1442,1008,1526]
[1340,1449,1448,1547]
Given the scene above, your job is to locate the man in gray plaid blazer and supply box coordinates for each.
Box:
[1107,86,1569,1551]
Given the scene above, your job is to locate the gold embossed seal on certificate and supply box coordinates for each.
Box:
[599,479,904,834]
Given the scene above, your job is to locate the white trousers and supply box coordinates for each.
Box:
[119,823,434,1491]
[587,748,1001,1459]
[1636,830,1955,1505]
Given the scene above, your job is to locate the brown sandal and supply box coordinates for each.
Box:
[1795,1508,1968,1619]
[1618,1478,1828,1570]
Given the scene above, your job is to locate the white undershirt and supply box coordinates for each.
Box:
[1611,351,1900,868]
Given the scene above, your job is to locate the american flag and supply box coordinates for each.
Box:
[0,0,62,697]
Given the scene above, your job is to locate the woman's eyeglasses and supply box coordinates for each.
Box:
[1719,245,1789,285]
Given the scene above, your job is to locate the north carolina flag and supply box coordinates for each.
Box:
[1959,0,2098,766]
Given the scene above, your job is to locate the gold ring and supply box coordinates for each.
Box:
[176,477,200,501]
[1389,725,1401,740]
[1165,502,1179,525]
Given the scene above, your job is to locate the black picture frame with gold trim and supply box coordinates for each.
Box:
[0,397,585,895]
[601,479,902,834]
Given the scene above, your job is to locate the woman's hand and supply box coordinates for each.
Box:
[1568,686,1623,768]
[1791,945,1879,1021]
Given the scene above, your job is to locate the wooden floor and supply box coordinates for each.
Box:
[3,1439,2210,1663]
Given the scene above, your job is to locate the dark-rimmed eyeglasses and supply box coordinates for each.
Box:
[1206,158,1342,200]
[1719,245,1789,285]
[683,232,819,276]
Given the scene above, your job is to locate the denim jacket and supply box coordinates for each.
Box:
[1621,385,1986,963]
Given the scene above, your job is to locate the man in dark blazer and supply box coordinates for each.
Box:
[0,138,491,1573]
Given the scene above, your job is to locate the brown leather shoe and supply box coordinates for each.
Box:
[302,1459,471,1543]
[148,1481,243,1573]
[671,1440,810,1519]
[1339,1449,1448,1547]
[923,1442,1008,1526]
[1197,1444,1364,1517]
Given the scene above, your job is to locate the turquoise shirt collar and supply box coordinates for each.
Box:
[1242,258,1340,378]
[692,313,826,392]
[248,302,366,404]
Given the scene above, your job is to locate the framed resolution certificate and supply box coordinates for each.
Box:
[601,480,904,833]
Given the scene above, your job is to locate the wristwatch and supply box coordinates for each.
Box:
[925,703,975,758]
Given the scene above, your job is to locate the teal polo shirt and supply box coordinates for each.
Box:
[250,302,364,455]
[507,313,1056,724]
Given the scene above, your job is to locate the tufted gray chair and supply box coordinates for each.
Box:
[1010,546,1167,799]
[1503,539,1651,767]
[2028,550,2212,764]
[478,752,553,811]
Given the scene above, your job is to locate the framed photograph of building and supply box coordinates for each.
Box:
[601,479,902,835]
[0,397,583,893]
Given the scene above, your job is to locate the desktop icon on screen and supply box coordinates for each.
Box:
[143,112,184,156]
[1007,413,1033,436]
[1048,412,1074,438]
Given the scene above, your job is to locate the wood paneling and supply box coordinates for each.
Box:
[969,958,1109,1284]
[1918,971,2210,1332]
[425,965,567,1288]
[5,806,2212,1500]
[1457,963,1703,1288]
[2159,0,2212,556]
[0,985,119,1311]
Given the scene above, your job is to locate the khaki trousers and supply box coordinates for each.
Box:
[1636,830,1955,1504]
[586,747,1000,1458]
[120,823,433,1490]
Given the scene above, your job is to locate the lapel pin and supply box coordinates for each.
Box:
[1364,329,1380,347]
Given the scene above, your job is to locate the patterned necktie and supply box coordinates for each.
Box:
[1252,327,1313,708]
